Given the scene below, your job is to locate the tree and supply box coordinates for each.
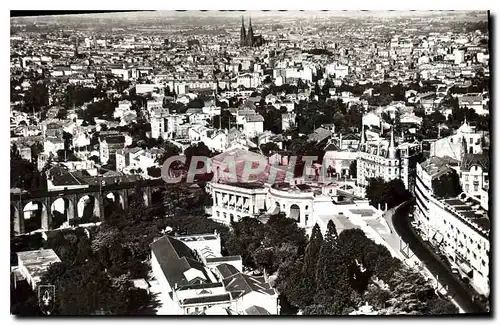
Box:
[40,260,149,315]
[300,224,323,305]
[424,298,459,315]
[155,142,182,165]
[366,178,412,210]
[184,142,213,172]
[260,142,280,156]
[349,160,357,178]
[432,170,462,199]
[363,283,392,309]
[226,217,265,268]
[10,144,44,191]
[325,220,338,244]
[187,97,205,109]
[147,166,162,178]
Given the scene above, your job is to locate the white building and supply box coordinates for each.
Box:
[430,120,484,160]
[151,110,185,140]
[242,114,264,138]
[455,153,489,205]
[454,49,465,65]
[415,158,490,296]
[236,73,260,89]
[150,233,278,315]
[113,100,133,119]
[211,182,268,225]
[325,63,350,79]
[16,249,62,290]
[43,137,65,156]
[356,127,398,197]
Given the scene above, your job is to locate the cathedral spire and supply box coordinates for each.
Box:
[247,16,254,47]
[240,16,246,47]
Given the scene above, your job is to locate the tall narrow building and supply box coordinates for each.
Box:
[246,17,254,46]
[240,16,247,47]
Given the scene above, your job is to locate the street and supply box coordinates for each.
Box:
[390,201,489,314]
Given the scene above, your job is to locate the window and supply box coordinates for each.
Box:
[474,184,478,192]
[469,137,473,144]
[305,205,309,210]
[186,308,190,314]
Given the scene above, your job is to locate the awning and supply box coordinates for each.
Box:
[222,194,229,203]
[229,195,236,205]
[236,197,243,207]
[243,199,250,210]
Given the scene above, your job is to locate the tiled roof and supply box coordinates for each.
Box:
[461,153,489,171]
[223,273,275,296]
[150,236,210,290]
[215,263,240,279]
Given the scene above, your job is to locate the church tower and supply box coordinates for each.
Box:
[246,16,255,47]
[240,16,246,47]
[388,127,397,159]
[359,122,366,151]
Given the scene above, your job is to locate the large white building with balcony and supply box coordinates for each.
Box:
[211,182,268,225]
[414,156,490,296]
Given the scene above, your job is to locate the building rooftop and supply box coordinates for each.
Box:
[348,208,377,217]
[224,182,266,190]
[182,293,232,305]
[215,263,240,279]
[16,249,61,287]
[206,256,242,263]
[420,156,460,178]
[442,195,489,235]
[175,234,219,242]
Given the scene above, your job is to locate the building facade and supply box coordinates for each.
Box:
[414,157,490,296]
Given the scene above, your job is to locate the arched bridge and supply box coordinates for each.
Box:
[11,178,167,236]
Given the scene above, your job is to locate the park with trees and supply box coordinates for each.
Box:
[226,214,458,315]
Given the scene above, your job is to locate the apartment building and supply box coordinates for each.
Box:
[356,124,422,196]
[415,157,490,296]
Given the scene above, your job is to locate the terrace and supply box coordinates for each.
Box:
[440,195,490,236]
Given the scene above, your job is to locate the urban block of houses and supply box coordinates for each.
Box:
[150,233,279,315]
